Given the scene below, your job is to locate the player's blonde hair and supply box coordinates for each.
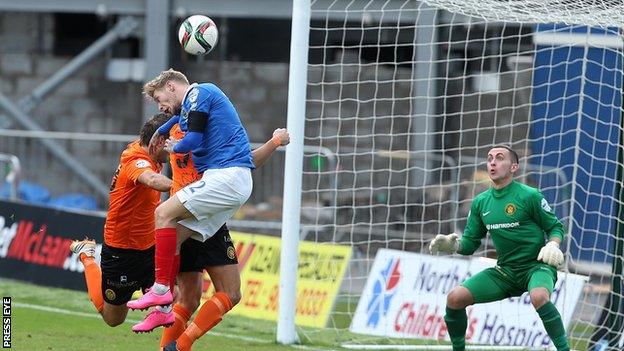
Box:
[143,68,189,99]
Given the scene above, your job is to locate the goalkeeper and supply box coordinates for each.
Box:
[429,146,569,351]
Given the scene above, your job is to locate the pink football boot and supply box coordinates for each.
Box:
[131,309,174,333]
[127,288,173,310]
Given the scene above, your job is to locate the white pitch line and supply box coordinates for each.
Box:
[292,344,339,351]
[14,302,106,320]
[341,344,580,351]
[13,302,336,350]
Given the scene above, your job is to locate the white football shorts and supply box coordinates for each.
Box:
[176,166,252,241]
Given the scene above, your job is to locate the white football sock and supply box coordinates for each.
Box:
[152,283,170,295]
[156,305,172,313]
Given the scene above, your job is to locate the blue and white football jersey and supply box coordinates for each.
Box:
[177,83,254,172]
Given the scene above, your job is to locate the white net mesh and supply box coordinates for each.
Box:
[297,0,624,350]
[422,0,624,28]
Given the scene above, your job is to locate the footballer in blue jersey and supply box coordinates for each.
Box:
[128,69,255,339]
[161,82,254,173]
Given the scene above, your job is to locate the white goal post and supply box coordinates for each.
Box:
[279,0,624,350]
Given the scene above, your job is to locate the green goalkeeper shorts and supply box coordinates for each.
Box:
[461,263,557,304]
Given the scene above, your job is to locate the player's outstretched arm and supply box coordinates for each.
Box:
[158,115,180,135]
[137,170,172,192]
[429,233,460,255]
[252,128,290,168]
[171,132,202,153]
[171,111,206,153]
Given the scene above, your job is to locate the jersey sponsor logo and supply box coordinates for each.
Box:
[540,198,552,212]
[486,221,520,230]
[135,159,150,168]
[482,211,491,217]
[505,203,516,216]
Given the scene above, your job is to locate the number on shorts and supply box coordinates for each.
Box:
[186,180,206,194]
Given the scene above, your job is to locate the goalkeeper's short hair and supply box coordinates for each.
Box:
[492,145,519,164]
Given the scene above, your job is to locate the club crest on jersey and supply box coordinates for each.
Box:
[105,289,116,301]
[505,203,516,216]
[188,88,199,103]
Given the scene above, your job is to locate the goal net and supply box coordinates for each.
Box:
[295,0,624,350]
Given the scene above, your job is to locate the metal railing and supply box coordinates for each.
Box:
[0,153,21,200]
[2,130,578,253]
[0,16,139,199]
[0,129,338,218]
[295,150,572,256]
[0,129,132,206]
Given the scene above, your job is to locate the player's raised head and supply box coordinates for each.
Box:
[486,145,519,185]
[143,68,189,115]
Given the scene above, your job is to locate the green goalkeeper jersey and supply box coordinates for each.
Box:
[458,180,564,272]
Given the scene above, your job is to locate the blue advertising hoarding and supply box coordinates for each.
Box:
[531,24,623,264]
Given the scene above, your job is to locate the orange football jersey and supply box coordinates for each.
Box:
[104,140,162,250]
[169,123,202,195]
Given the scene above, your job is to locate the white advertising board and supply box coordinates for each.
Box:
[350,249,586,349]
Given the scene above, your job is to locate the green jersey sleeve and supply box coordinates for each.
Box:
[529,190,565,241]
[458,197,488,255]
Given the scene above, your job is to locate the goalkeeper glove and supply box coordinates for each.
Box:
[429,233,459,255]
[537,241,564,268]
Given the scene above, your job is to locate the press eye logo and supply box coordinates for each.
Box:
[2,296,10,349]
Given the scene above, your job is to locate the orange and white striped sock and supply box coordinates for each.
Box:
[160,303,192,349]
[176,292,233,351]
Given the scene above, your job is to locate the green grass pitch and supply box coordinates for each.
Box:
[0,278,590,350]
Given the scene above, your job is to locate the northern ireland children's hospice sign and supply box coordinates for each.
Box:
[350,249,586,349]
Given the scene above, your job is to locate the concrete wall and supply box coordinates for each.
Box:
[181,61,289,143]
[0,12,291,206]
[0,12,532,219]
[0,13,140,202]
